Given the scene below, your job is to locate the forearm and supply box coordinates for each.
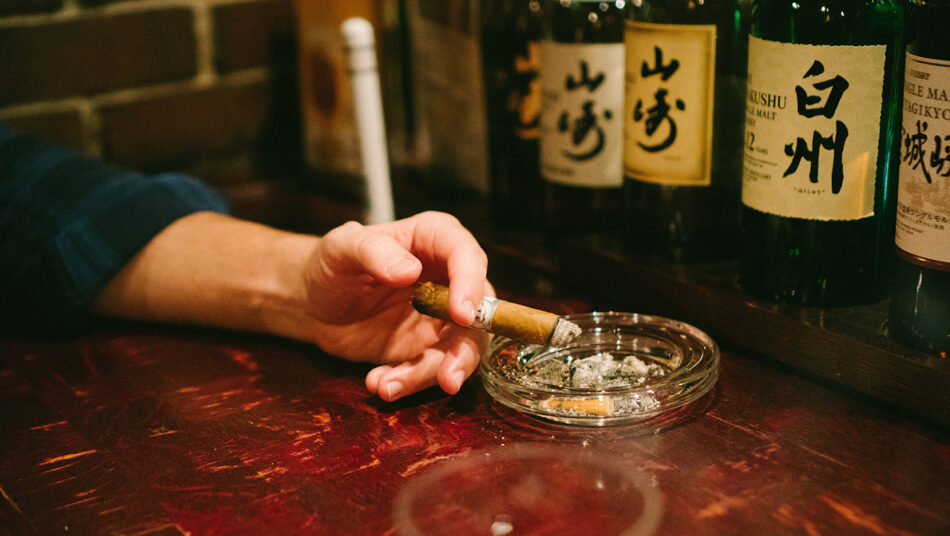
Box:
[92,212,320,342]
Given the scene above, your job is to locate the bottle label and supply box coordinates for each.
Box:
[623,21,716,187]
[895,52,950,267]
[514,40,541,141]
[742,36,886,220]
[540,41,624,187]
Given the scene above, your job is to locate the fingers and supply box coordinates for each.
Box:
[401,212,490,326]
[365,327,488,401]
[436,331,486,395]
[321,221,422,287]
[366,350,441,402]
[324,213,488,324]
[322,212,491,403]
[446,256,489,327]
[365,364,396,397]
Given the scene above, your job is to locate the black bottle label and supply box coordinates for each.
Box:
[896,52,950,268]
[539,41,624,187]
[623,21,716,187]
[743,36,886,221]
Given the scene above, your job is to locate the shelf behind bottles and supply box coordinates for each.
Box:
[552,233,950,430]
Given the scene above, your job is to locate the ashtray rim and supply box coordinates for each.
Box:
[479,311,720,426]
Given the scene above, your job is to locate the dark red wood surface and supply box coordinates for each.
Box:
[1,315,949,535]
[1,180,948,535]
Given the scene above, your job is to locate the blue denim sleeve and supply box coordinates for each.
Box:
[0,123,230,331]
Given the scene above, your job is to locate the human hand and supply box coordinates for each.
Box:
[92,210,490,402]
[301,211,492,401]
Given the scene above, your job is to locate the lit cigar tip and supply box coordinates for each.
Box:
[549,318,582,347]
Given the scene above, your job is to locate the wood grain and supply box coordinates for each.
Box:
[1,316,948,535]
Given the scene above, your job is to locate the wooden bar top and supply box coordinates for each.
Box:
[1,316,948,535]
[1,179,948,535]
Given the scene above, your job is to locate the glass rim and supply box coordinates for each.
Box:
[392,442,665,536]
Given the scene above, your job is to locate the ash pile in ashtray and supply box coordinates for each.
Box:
[524,352,667,390]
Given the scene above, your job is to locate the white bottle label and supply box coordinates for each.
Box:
[540,41,625,187]
[623,21,716,186]
[742,36,886,220]
[895,52,950,266]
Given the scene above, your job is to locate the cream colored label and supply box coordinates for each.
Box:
[895,53,950,265]
[623,21,716,186]
[540,41,624,187]
[742,36,885,220]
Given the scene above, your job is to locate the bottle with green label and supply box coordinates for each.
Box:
[483,0,545,227]
[623,0,751,263]
[539,0,626,233]
[888,0,950,355]
[740,0,905,305]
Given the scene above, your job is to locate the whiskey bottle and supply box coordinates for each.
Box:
[888,0,950,355]
[623,0,751,263]
[539,0,626,233]
[482,0,545,227]
[740,0,905,305]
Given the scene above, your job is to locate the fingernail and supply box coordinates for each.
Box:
[385,381,403,400]
[462,300,476,325]
[452,370,466,392]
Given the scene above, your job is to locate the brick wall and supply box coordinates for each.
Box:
[0,0,301,185]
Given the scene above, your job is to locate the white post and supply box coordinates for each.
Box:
[342,17,395,225]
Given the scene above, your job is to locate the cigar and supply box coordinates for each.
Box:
[409,282,582,347]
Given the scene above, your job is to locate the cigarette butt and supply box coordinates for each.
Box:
[540,398,614,416]
[409,282,581,347]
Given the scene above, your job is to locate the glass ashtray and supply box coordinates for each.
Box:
[480,311,720,426]
[393,443,663,536]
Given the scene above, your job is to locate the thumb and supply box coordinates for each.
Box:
[319,221,422,286]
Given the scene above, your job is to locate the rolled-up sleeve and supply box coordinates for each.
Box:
[0,123,229,331]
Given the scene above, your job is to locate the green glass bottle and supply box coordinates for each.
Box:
[482,0,545,227]
[740,0,905,305]
[539,0,626,233]
[888,0,950,355]
[623,0,751,263]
